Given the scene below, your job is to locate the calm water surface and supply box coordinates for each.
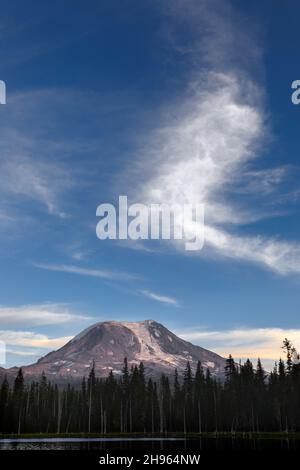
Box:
[0,436,299,450]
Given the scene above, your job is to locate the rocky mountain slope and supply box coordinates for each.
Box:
[3,320,227,381]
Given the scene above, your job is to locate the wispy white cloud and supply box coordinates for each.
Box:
[0,211,14,222]
[33,262,140,281]
[160,0,263,74]
[238,167,288,196]
[0,330,72,349]
[177,326,300,369]
[0,153,70,218]
[141,289,179,306]
[71,251,87,261]
[0,88,109,225]
[5,348,37,358]
[0,303,91,327]
[6,349,38,357]
[0,92,76,220]
[122,1,300,276]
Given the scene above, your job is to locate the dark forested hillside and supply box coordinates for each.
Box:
[1,339,300,435]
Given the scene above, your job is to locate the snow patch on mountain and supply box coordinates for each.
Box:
[3,320,227,381]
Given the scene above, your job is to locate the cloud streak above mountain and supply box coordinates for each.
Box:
[0,303,91,327]
[124,0,300,276]
[33,262,140,281]
[0,330,72,349]
[140,290,179,306]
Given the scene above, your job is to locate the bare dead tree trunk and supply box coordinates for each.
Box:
[198,400,202,434]
[159,396,164,434]
[88,386,92,433]
[213,391,218,434]
[57,392,62,434]
[104,410,107,434]
[129,400,132,433]
[151,400,154,434]
[100,398,103,434]
[120,401,123,433]
[18,411,21,435]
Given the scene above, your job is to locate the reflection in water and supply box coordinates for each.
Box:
[0,437,299,451]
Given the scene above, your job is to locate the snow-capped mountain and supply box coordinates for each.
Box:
[5,320,227,380]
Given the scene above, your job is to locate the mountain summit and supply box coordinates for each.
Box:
[8,320,227,380]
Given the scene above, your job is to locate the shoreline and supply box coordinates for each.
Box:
[1,432,299,440]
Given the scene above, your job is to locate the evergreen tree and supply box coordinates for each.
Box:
[13,368,24,433]
[1,341,300,435]
[225,355,236,384]
[0,376,9,431]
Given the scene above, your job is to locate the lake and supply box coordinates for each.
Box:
[0,436,299,451]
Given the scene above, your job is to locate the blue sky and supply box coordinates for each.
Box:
[1,0,300,369]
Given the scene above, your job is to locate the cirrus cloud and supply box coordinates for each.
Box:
[123,1,300,276]
[0,330,72,349]
[140,289,179,306]
[177,326,300,370]
[0,303,92,327]
[33,262,140,282]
